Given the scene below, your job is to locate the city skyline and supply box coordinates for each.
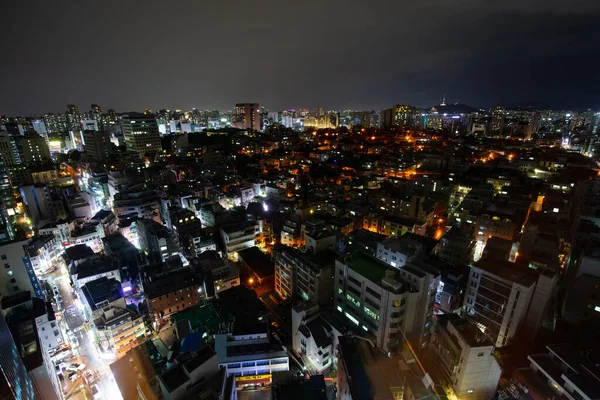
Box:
[2,0,600,115]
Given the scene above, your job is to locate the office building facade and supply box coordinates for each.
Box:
[122,112,161,156]
[234,103,260,131]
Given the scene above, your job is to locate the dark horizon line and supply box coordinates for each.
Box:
[2,102,599,118]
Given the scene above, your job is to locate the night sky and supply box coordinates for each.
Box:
[2,0,599,115]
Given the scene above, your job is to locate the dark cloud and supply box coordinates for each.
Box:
[1,0,599,115]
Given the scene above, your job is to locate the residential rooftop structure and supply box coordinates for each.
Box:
[432,315,501,400]
[69,254,121,288]
[214,321,289,384]
[93,304,145,358]
[193,250,240,295]
[136,218,179,263]
[238,245,274,288]
[291,302,349,374]
[140,257,205,324]
[271,373,328,400]
[273,244,336,304]
[80,276,124,317]
[109,341,160,400]
[375,237,424,268]
[157,344,233,400]
[112,186,161,221]
[513,344,600,400]
[343,228,387,255]
[220,220,261,257]
[102,232,143,281]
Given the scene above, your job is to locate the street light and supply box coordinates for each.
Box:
[248,278,254,285]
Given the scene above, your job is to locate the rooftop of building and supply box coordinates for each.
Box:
[109,341,158,400]
[237,246,274,279]
[220,221,257,235]
[91,209,115,222]
[440,314,493,347]
[475,256,537,287]
[81,277,123,310]
[71,255,119,279]
[94,305,139,330]
[337,336,404,400]
[38,218,71,230]
[405,256,448,279]
[485,236,513,251]
[223,339,285,360]
[171,301,222,333]
[70,223,99,238]
[378,237,422,256]
[194,250,224,268]
[182,344,217,372]
[271,374,328,400]
[137,218,171,239]
[141,264,202,299]
[212,285,269,325]
[348,228,387,244]
[26,235,56,255]
[102,232,137,251]
[381,214,425,227]
[160,364,187,393]
[117,213,140,228]
[63,243,94,262]
[278,245,338,272]
[233,322,267,337]
[305,318,331,349]
[345,251,406,292]
[1,290,33,310]
[305,227,336,240]
[400,232,439,253]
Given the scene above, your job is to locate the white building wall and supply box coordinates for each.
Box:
[0,241,38,297]
[215,333,289,377]
[35,314,63,353]
[456,347,502,400]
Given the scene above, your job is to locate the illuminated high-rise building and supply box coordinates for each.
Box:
[42,113,69,133]
[22,133,51,164]
[82,129,112,161]
[66,104,80,130]
[234,103,260,130]
[122,112,161,156]
[91,103,102,114]
[380,105,420,129]
[491,106,505,132]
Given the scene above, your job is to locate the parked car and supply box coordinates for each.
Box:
[66,362,85,372]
